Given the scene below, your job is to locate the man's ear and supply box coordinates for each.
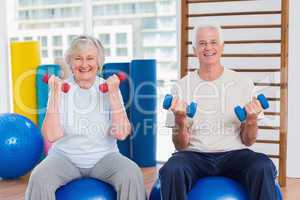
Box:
[220,43,224,54]
[193,46,197,56]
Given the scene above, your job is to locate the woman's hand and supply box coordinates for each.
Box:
[106,74,120,94]
[48,75,62,113]
[42,75,64,142]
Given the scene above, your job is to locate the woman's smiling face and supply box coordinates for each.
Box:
[71,45,99,84]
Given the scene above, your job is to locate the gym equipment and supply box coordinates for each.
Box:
[10,41,41,123]
[56,178,116,200]
[163,94,197,118]
[36,64,61,155]
[102,63,131,158]
[130,59,157,167]
[99,72,126,93]
[188,177,248,200]
[150,177,283,200]
[42,74,70,93]
[0,113,43,179]
[234,94,269,122]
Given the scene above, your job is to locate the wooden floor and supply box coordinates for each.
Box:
[0,167,299,200]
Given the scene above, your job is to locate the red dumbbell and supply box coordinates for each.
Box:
[99,72,126,93]
[42,74,70,93]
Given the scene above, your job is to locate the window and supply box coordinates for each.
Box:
[144,48,156,57]
[104,48,111,57]
[52,36,62,46]
[53,49,63,58]
[137,2,156,13]
[24,36,33,41]
[157,0,175,13]
[98,34,110,45]
[10,37,19,42]
[158,17,176,29]
[68,35,77,45]
[93,6,104,16]
[116,33,127,45]
[142,18,157,29]
[121,3,136,14]
[42,50,48,58]
[8,0,83,66]
[116,48,127,56]
[105,5,119,15]
[40,36,48,47]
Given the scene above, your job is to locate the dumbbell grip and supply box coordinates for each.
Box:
[234,94,269,122]
[42,74,70,93]
[234,107,247,122]
[186,103,197,118]
[99,72,126,93]
[163,94,197,118]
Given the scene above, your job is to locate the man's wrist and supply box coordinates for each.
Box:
[245,119,257,126]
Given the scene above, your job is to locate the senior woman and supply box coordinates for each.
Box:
[25,35,147,200]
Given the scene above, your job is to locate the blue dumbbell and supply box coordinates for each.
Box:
[234,94,270,122]
[163,94,197,118]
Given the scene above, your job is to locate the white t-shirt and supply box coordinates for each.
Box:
[48,76,123,168]
[166,68,255,152]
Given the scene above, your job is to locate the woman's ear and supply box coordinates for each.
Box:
[98,65,102,73]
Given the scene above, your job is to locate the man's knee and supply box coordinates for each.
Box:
[247,154,276,177]
[159,158,186,179]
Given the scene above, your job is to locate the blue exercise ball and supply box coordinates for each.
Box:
[56,178,117,200]
[188,177,248,200]
[149,179,161,200]
[0,113,44,179]
[150,177,282,200]
[275,182,283,200]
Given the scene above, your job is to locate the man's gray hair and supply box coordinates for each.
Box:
[191,24,224,48]
[65,35,105,71]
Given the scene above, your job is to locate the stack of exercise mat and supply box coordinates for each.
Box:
[36,59,157,167]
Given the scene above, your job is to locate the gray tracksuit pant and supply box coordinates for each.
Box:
[25,152,147,200]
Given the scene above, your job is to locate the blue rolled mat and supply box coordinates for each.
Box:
[102,62,131,158]
[130,59,157,167]
[36,64,61,128]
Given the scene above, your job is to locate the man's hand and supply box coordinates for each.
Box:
[170,97,188,126]
[240,97,261,146]
[244,97,263,124]
[170,97,190,150]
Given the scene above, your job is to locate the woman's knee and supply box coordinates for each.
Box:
[112,157,143,182]
[29,163,66,188]
[29,164,50,185]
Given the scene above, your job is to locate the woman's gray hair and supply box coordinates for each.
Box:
[191,24,224,48]
[65,35,105,72]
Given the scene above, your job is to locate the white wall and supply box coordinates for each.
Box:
[287,0,300,178]
[0,0,11,113]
